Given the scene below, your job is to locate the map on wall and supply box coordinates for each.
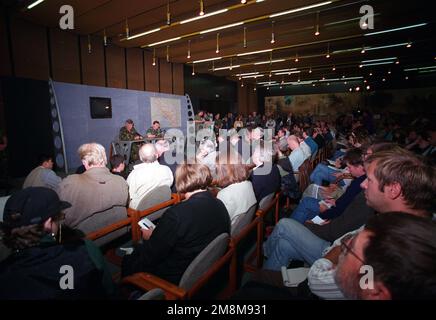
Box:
[150,97,182,127]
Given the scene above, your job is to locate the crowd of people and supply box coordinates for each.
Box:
[0,109,435,300]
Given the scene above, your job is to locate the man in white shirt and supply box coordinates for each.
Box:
[22,154,62,191]
[287,135,308,172]
[127,143,174,209]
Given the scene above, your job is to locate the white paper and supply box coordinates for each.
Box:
[281,266,310,287]
[319,200,333,209]
[311,215,326,225]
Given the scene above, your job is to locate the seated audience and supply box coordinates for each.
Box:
[335,213,436,300]
[250,141,281,202]
[22,154,62,191]
[109,154,126,179]
[287,135,308,172]
[263,148,435,271]
[215,150,257,224]
[127,143,173,209]
[0,187,114,299]
[121,163,230,284]
[290,148,366,223]
[196,139,218,175]
[58,143,128,231]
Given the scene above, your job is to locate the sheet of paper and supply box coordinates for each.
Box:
[281,266,310,287]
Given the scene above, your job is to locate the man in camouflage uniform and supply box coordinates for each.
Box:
[145,120,163,138]
[119,119,142,162]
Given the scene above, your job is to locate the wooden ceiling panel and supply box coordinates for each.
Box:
[13,0,436,85]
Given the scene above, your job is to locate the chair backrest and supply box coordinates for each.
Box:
[179,233,230,291]
[298,160,311,193]
[78,206,128,247]
[138,288,166,300]
[258,193,275,212]
[230,203,258,237]
[135,185,172,221]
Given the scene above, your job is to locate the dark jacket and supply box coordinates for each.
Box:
[122,191,230,284]
[0,238,113,299]
[250,163,281,202]
[304,191,375,242]
[319,175,366,220]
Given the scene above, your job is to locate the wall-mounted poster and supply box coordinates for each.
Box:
[150,97,182,128]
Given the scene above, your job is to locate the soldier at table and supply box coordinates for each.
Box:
[119,119,142,162]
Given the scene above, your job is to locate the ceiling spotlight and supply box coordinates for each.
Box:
[366,85,371,90]
[187,40,191,59]
[406,41,412,48]
[241,82,244,87]
[344,81,347,84]
[405,76,409,80]
[294,53,299,62]
[359,64,363,68]
[382,78,386,82]
[314,11,320,36]
[267,86,270,90]
[280,86,283,89]
[388,70,391,74]
[166,0,171,25]
[216,33,220,54]
[369,72,373,76]
[239,76,242,80]
[395,59,400,65]
[309,67,312,73]
[361,46,366,54]
[332,65,336,71]
[349,88,353,92]
[322,76,325,80]
[326,43,331,58]
[241,0,247,3]
[355,86,360,91]
[152,48,156,66]
[364,79,367,83]
[327,82,330,86]
[298,77,301,83]
[271,21,275,44]
[254,87,257,91]
[362,21,368,28]
[199,0,205,16]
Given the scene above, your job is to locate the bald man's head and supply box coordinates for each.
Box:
[139,143,158,163]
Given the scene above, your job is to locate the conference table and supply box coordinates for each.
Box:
[111,136,171,164]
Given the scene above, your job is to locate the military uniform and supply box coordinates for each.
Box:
[119,126,141,162]
[146,127,163,137]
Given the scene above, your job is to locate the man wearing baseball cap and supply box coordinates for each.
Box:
[0,187,114,299]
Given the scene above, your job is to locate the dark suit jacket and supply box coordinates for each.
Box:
[304,191,375,242]
[122,191,230,284]
[250,163,281,202]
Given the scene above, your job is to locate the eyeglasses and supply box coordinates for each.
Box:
[340,234,365,264]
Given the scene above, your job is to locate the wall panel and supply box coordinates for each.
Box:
[80,35,105,87]
[106,45,126,89]
[126,47,144,90]
[50,29,80,84]
[10,16,49,80]
[144,50,159,92]
[159,58,172,94]
[172,63,184,95]
[0,8,12,76]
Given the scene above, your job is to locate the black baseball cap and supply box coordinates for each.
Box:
[3,187,71,228]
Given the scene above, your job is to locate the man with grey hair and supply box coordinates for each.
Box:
[127,143,174,209]
[58,142,128,231]
[196,139,218,174]
[250,141,281,202]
